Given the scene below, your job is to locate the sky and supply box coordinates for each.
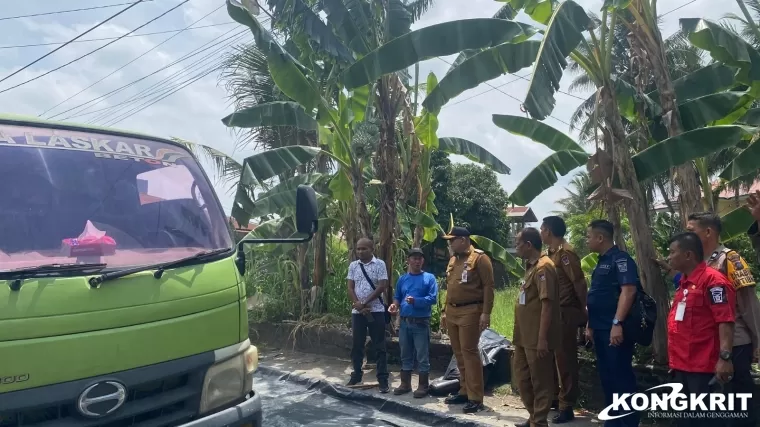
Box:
[0,0,744,222]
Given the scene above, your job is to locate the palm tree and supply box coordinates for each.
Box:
[555,171,596,216]
[726,0,760,48]
[567,21,703,145]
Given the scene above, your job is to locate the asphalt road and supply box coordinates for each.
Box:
[253,372,430,427]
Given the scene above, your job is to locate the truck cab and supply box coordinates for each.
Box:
[0,116,317,427]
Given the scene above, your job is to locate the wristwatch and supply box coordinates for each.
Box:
[720,350,732,361]
[612,318,621,327]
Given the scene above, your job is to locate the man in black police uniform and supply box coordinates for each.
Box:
[585,220,639,427]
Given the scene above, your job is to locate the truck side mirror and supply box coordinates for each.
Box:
[235,184,319,276]
[295,185,318,236]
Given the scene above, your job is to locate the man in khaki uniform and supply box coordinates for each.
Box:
[513,227,561,427]
[540,216,587,424]
[441,226,495,414]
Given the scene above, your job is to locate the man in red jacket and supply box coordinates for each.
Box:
[667,232,736,426]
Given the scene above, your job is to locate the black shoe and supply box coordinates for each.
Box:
[462,401,485,414]
[444,394,469,404]
[347,376,361,386]
[553,408,575,423]
[514,421,530,427]
[551,399,559,410]
[378,379,390,394]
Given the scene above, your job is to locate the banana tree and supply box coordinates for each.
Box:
[677,18,760,230]
[404,72,512,247]
[230,0,534,267]
[422,0,671,360]
[599,0,703,221]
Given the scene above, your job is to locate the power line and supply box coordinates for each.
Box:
[93,31,250,124]
[97,43,241,126]
[103,52,235,126]
[435,57,571,127]
[52,27,244,120]
[661,0,697,17]
[446,73,528,107]
[93,24,260,125]
[0,1,154,21]
[0,22,237,50]
[55,26,246,121]
[40,3,227,117]
[87,31,248,124]
[0,0,148,86]
[0,0,190,96]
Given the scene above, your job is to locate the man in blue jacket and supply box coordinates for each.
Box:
[389,248,439,398]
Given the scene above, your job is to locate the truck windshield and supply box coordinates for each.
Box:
[0,123,233,272]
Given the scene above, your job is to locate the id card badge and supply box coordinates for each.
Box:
[518,290,526,305]
[675,289,687,321]
[461,263,469,282]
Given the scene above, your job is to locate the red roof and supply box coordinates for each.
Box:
[714,180,760,199]
[506,206,538,223]
[653,180,760,210]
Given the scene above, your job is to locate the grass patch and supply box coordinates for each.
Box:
[491,287,519,339]
[492,383,514,396]
[439,287,519,339]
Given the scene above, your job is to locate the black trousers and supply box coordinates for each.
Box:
[672,370,716,427]
[351,313,388,381]
[727,344,756,427]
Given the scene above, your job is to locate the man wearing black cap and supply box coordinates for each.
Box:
[388,248,438,398]
[441,226,495,413]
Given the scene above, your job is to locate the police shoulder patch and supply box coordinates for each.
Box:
[727,251,744,271]
[709,286,727,305]
[615,258,628,273]
[561,254,570,266]
[538,272,546,282]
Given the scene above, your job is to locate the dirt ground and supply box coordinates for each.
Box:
[257,347,599,427]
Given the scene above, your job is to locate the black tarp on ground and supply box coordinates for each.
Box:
[428,328,512,396]
[255,366,489,427]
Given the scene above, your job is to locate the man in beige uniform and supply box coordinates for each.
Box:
[441,226,495,414]
[513,227,561,427]
[540,216,587,424]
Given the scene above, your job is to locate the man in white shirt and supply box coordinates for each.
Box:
[347,237,390,393]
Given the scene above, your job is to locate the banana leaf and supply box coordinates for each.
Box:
[221,101,318,131]
[523,0,591,120]
[341,18,536,89]
[422,40,540,112]
[438,137,510,174]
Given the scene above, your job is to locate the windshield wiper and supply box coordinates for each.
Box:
[88,248,232,288]
[1,263,107,291]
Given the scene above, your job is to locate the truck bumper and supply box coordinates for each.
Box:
[179,390,263,427]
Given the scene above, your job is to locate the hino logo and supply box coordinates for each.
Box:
[77,381,127,418]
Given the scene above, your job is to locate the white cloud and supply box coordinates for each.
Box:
[0,0,743,220]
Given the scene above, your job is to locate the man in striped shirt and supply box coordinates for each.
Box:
[347,238,390,393]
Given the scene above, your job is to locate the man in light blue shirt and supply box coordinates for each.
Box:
[389,248,438,398]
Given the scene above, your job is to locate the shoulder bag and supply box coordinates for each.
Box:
[359,263,391,324]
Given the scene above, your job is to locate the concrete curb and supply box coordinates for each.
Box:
[256,364,490,427]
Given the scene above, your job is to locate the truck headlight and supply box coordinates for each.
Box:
[199,344,258,414]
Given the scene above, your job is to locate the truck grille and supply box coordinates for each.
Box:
[0,363,207,427]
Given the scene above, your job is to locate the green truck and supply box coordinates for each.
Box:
[0,115,318,427]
